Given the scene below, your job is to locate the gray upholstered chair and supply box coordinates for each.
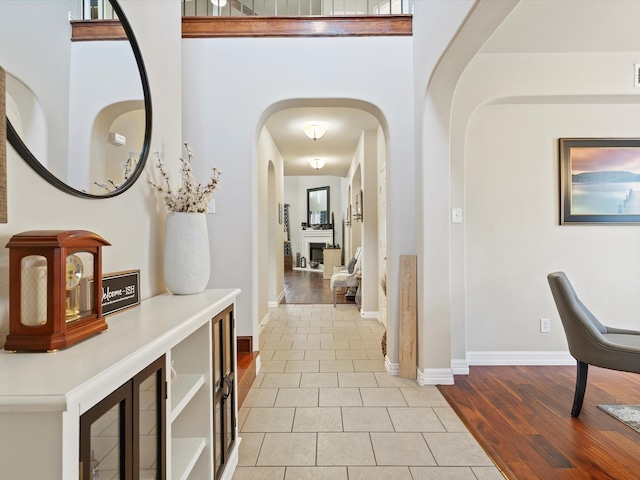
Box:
[547,271,640,417]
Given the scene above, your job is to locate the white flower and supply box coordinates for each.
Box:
[149,142,221,213]
[94,151,140,192]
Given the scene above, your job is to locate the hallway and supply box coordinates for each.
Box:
[283,269,355,305]
[232,304,504,480]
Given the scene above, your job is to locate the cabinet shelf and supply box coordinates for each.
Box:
[170,373,205,423]
[171,437,206,480]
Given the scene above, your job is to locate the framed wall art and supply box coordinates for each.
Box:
[560,138,640,224]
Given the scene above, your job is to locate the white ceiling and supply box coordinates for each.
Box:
[266,0,640,179]
[265,107,380,177]
[481,0,640,54]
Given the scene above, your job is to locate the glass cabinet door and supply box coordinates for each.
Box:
[80,382,133,480]
[212,305,235,479]
[80,355,166,480]
[133,356,166,480]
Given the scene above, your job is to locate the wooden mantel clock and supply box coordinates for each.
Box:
[5,230,111,352]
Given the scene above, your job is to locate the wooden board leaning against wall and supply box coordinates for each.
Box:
[399,255,417,379]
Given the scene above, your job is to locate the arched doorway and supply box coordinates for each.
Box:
[257,102,387,315]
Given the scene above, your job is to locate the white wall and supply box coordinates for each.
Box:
[343,130,379,316]
[450,51,640,366]
[0,0,183,346]
[377,125,388,328]
[182,36,415,339]
[68,40,143,193]
[0,0,77,179]
[257,127,285,325]
[412,0,487,382]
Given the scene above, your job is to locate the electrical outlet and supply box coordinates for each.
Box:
[207,198,216,214]
[540,318,551,333]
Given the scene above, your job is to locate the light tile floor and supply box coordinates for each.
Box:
[232,304,505,480]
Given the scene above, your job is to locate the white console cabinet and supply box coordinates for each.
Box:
[0,288,241,480]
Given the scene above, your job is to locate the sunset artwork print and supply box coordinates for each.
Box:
[560,138,640,224]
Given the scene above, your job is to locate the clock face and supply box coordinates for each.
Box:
[65,254,84,290]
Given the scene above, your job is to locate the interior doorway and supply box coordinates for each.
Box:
[258,103,386,309]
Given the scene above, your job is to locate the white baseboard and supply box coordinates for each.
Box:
[466,351,576,366]
[386,352,573,386]
[386,358,454,385]
[259,312,271,328]
[451,359,469,375]
[384,356,398,375]
[267,290,285,308]
[255,354,262,375]
[360,310,379,319]
[417,368,454,385]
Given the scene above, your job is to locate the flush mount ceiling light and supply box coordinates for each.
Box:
[309,158,326,170]
[303,124,326,141]
[211,0,228,6]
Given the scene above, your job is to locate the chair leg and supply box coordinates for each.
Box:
[571,361,588,417]
[333,289,337,308]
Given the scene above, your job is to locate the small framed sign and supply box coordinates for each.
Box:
[93,270,140,316]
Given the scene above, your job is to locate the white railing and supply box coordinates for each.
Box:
[70,0,117,20]
[77,0,409,21]
[182,0,410,16]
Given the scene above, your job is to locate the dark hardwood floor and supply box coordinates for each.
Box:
[283,268,356,305]
[438,366,640,480]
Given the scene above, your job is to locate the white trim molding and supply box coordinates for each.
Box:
[467,351,576,366]
[259,312,271,328]
[451,359,469,375]
[267,290,285,308]
[417,368,454,385]
[360,310,379,319]
[384,356,398,375]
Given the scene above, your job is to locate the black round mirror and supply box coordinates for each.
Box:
[1,0,151,198]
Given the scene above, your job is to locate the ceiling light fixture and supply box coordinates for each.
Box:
[211,0,228,7]
[309,158,326,170]
[303,124,325,141]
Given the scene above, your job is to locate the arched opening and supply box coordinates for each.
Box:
[5,72,47,167]
[256,101,387,317]
[86,101,145,194]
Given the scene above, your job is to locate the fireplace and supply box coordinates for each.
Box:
[300,230,333,268]
[309,243,325,266]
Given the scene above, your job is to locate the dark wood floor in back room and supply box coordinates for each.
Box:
[283,268,355,305]
[437,365,640,480]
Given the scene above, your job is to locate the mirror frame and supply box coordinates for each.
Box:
[307,186,330,227]
[5,0,152,199]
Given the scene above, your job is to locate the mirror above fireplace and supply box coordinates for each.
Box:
[307,186,330,227]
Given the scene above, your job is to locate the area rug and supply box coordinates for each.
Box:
[598,405,640,433]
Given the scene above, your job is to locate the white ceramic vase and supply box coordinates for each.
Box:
[163,212,210,295]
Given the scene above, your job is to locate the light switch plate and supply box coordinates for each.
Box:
[451,208,462,224]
